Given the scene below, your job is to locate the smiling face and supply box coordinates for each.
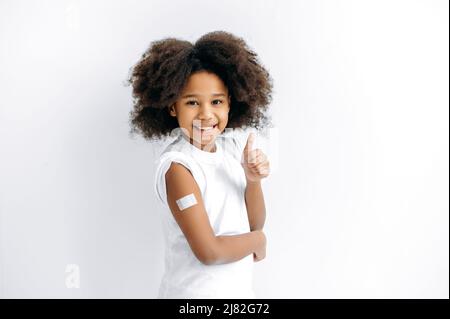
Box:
[169,71,231,152]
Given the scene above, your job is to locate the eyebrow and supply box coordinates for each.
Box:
[182,93,226,99]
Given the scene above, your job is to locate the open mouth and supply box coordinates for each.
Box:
[194,124,218,133]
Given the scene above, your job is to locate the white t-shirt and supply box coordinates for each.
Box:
[153,129,255,299]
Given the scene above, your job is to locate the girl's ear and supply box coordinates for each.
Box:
[169,103,177,117]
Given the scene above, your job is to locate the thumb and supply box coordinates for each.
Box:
[243,132,255,160]
[244,132,255,151]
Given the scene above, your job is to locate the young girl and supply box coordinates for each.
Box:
[127,31,273,298]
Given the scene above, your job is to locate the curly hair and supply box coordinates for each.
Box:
[125,30,274,141]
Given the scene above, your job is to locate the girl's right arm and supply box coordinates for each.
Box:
[165,162,266,265]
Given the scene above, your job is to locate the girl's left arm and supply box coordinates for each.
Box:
[241,132,270,231]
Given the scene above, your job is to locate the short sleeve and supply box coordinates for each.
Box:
[153,151,206,207]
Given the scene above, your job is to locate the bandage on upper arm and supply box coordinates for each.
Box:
[164,162,200,213]
[175,193,198,211]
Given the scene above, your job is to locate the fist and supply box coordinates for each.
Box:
[241,132,270,183]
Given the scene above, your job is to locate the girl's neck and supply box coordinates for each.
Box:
[182,133,217,153]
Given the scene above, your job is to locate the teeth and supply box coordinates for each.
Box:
[195,124,216,130]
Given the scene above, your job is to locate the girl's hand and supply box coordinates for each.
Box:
[241,133,270,183]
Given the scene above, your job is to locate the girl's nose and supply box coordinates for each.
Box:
[197,104,214,119]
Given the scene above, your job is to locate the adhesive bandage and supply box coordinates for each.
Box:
[175,193,197,211]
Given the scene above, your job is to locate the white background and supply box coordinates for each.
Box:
[0,0,448,298]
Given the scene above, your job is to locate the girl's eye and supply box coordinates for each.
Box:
[186,100,223,106]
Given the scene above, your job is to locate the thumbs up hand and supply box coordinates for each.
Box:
[241,132,270,183]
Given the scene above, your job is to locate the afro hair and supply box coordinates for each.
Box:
[125,30,274,141]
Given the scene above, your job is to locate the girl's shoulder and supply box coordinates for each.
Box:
[152,136,195,204]
[154,149,206,206]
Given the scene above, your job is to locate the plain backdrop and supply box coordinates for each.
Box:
[0,0,448,298]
